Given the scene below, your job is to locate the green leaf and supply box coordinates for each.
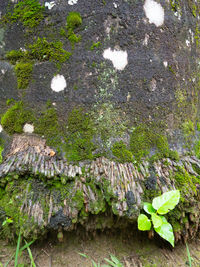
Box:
[143,202,156,214]
[78,253,89,259]
[151,213,163,228]
[14,232,21,267]
[152,190,180,215]
[138,214,151,231]
[154,216,174,247]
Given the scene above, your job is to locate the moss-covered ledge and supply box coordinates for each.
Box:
[0,134,200,244]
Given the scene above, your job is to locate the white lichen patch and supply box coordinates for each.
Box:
[68,0,78,5]
[23,124,34,134]
[163,61,168,68]
[185,39,190,47]
[143,0,164,27]
[143,33,149,46]
[45,1,56,10]
[113,2,118,8]
[0,124,2,133]
[51,74,67,92]
[103,48,128,71]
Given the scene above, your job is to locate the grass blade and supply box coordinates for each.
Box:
[78,252,89,258]
[25,240,36,267]
[186,243,192,267]
[14,232,21,267]
[20,240,35,252]
[4,253,15,267]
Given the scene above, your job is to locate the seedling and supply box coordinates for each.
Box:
[138,190,180,247]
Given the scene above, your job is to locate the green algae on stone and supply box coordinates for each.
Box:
[1,101,34,135]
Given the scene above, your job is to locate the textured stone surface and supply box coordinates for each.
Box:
[0,0,200,241]
[0,0,199,153]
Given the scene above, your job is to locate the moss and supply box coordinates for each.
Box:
[195,139,200,159]
[64,108,95,162]
[182,120,195,137]
[130,124,170,162]
[66,12,82,50]
[5,50,25,65]
[14,61,33,89]
[174,167,199,196]
[0,146,3,164]
[168,150,180,161]
[34,105,62,149]
[66,12,82,30]
[60,27,67,37]
[3,0,44,28]
[72,190,84,211]
[1,101,34,135]
[28,37,72,64]
[68,29,81,49]
[197,122,200,131]
[90,41,102,51]
[168,65,176,75]
[6,38,72,67]
[111,141,133,163]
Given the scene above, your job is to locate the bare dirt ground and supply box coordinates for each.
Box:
[0,229,200,267]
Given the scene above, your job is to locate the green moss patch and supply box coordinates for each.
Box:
[3,0,44,28]
[14,61,33,89]
[6,38,71,89]
[64,108,95,161]
[90,41,102,51]
[6,38,72,65]
[34,106,62,149]
[28,37,72,63]
[130,124,169,162]
[111,141,133,163]
[66,12,82,30]
[1,101,34,135]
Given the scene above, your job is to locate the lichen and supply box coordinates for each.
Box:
[0,101,34,135]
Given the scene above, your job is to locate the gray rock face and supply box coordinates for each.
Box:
[0,0,199,157]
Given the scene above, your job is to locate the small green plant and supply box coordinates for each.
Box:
[137,190,180,247]
[1,231,36,267]
[79,253,123,267]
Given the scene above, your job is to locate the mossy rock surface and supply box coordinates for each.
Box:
[0,0,200,242]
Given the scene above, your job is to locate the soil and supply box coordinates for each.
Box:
[0,229,200,267]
